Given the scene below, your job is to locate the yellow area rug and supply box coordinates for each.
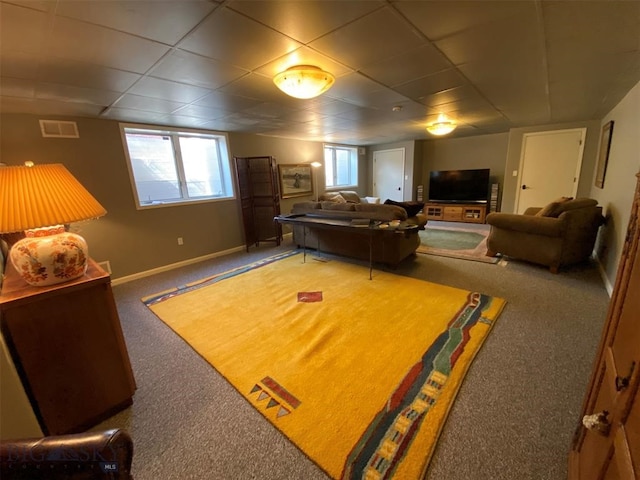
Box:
[143,251,506,479]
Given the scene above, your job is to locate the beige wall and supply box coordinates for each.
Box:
[0,114,365,279]
[420,132,509,205]
[588,80,640,291]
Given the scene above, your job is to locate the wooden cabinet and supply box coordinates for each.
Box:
[425,202,487,223]
[234,156,282,251]
[0,259,136,435]
[569,173,640,479]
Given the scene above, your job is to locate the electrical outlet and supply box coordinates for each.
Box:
[177,237,184,245]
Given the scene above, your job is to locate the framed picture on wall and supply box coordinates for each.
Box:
[278,164,313,198]
[595,121,614,188]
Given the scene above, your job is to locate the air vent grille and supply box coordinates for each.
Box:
[39,120,79,138]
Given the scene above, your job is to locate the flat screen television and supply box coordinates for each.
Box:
[428,168,490,204]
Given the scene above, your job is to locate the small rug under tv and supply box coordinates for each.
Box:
[417,222,500,264]
[142,251,505,479]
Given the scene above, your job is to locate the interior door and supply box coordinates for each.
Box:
[373,148,404,202]
[516,129,586,213]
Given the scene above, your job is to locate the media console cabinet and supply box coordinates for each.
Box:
[424,202,487,224]
[0,258,136,435]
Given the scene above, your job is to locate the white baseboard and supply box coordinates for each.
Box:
[595,254,614,297]
[111,245,245,286]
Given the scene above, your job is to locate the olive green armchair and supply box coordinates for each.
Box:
[485,198,604,273]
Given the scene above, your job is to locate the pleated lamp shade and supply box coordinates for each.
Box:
[0,163,106,233]
[0,163,107,287]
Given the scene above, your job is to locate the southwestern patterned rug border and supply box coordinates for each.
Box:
[143,251,506,479]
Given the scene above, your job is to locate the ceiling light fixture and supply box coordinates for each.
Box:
[426,113,457,136]
[273,65,335,99]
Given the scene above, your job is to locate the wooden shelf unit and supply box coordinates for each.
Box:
[425,202,487,224]
[0,259,136,435]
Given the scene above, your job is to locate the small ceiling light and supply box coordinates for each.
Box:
[392,105,403,112]
[273,65,335,99]
[426,113,457,136]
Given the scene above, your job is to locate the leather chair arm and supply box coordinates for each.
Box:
[1,429,133,480]
[486,212,564,237]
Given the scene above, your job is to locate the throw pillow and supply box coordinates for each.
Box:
[364,196,380,204]
[383,199,425,217]
[338,191,361,203]
[535,196,573,217]
[320,192,346,203]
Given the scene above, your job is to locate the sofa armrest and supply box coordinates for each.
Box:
[486,212,564,237]
[1,429,133,479]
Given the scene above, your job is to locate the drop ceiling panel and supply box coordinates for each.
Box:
[54,0,218,45]
[394,69,468,101]
[37,58,141,92]
[309,6,424,70]
[393,0,536,41]
[0,96,104,116]
[113,94,186,114]
[1,0,639,146]
[151,50,248,90]
[0,3,50,54]
[180,7,302,70]
[227,0,384,44]
[35,82,121,106]
[47,16,170,74]
[193,91,262,113]
[359,44,452,88]
[129,77,212,104]
[0,51,40,79]
[0,77,36,98]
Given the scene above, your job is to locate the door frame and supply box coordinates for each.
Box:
[514,128,586,213]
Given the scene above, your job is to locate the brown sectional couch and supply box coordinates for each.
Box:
[289,199,427,266]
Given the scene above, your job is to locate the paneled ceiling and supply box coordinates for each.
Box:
[1,0,639,145]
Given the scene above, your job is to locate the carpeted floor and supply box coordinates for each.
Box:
[95,236,609,480]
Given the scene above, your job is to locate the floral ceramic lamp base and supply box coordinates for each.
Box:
[9,227,89,287]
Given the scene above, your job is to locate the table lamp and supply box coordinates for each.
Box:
[0,163,107,287]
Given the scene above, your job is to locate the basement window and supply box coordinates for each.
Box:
[324,144,358,189]
[120,123,234,209]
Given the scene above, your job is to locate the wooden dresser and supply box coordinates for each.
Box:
[569,173,640,478]
[0,259,136,435]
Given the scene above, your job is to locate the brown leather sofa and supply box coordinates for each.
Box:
[0,429,133,479]
[290,199,427,266]
[485,197,604,273]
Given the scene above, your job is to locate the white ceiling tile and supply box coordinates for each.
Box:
[55,0,218,45]
[0,3,50,54]
[180,7,302,70]
[151,50,248,89]
[0,76,36,98]
[0,51,40,79]
[227,0,384,43]
[114,94,186,114]
[255,46,353,79]
[47,16,170,74]
[359,44,452,87]
[37,58,141,92]
[393,0,536,41]
[129,77,211,104]
[36,82,121,106]
[309,6,424,70]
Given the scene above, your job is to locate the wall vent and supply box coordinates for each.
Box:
[39,120,79,138]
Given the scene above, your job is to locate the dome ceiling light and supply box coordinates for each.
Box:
[426,113,457,136]
[273,65,335,99]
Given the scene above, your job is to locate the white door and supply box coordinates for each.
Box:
[373,148,404,202]
[516,129,586,213]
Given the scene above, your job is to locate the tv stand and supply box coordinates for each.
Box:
[424,202,487,224]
